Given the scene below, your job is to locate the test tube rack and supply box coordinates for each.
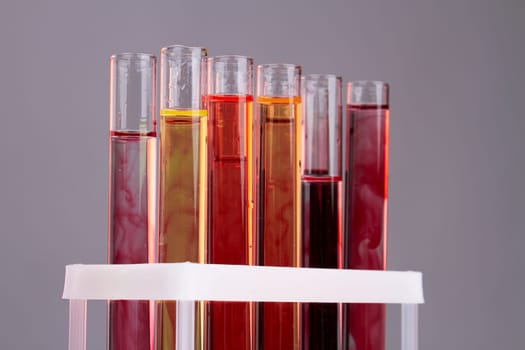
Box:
[62,262,424,350]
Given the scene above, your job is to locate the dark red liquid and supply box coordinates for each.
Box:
[207,95,254,350]
[301,174,343,350]
[344,105,389,350]
[108,130,156,350]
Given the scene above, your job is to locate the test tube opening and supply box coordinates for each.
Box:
[109,53,157,133]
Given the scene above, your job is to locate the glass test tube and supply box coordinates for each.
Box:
[344,81,389,350]
[158,45,208,350]
[206,55,254,350]
[256,64,301,350]
[108,53,157,350]
[301,75,343,350]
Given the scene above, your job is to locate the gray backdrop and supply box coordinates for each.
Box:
[0,0,524,349]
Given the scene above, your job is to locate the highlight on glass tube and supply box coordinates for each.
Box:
[108,52,157,350]
[157,45,208,350]
[206,55,255,350]
[344,81,389,350]
[256,63,301,350]
[300,74,343,350]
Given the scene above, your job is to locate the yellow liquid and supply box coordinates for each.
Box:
[157,109,207,350]
[257,96,301,267]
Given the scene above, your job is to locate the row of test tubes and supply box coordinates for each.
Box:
[108,45,389,350]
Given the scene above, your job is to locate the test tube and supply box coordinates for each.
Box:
[157,45,208,350]
[301,74,343,349]
[344,81,390,350]
[256,63,302,350]
[108,53,157,350]
[206,55,254,350]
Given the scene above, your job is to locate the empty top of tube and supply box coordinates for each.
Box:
[304,74,342,80]
[212,54,253,60]
[257,63,301,97]
[303,74,342,88]
[258,63,301,71]
[347,80,389,106]
[110,52,156,61]
[209,55,254,71]
[208,55,254,95]
[161,45,208,56]
[347,80,389,88]
[209,55,253,64]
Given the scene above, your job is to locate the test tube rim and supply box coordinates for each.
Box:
[109,52,156,62]
[161,44,208,56]
[303,73,342,81]
[347,80,390,89]
[209,54,254,63]
[257,63,301,72]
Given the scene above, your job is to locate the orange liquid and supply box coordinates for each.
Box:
[157,109,207,350]
[256,96,301,350]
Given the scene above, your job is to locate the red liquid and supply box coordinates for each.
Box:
[207,95,254,350]
[301,174,343,350]
[108,131,156,350]
[344,105,389,350]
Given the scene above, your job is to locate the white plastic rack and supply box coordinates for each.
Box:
[62,262,424,350]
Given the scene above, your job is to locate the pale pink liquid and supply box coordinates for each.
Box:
[344,105,389,350]
[108,131,156,350]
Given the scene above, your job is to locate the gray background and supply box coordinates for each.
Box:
[0,0,523,349]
